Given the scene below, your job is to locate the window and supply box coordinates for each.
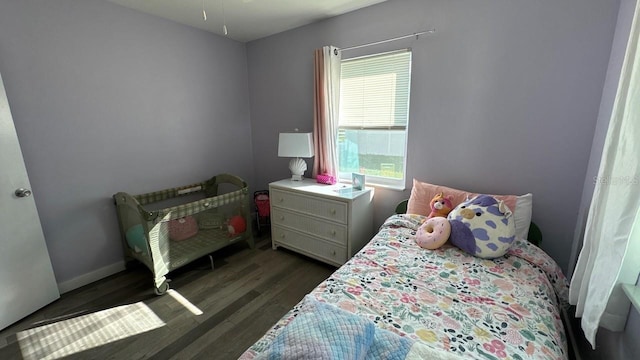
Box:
[337,50,412,189]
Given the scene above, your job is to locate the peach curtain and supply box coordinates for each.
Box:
[312,46,341,179]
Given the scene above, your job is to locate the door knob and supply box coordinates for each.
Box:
[15,188,32,198]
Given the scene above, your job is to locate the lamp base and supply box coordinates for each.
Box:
[289,157,307,181]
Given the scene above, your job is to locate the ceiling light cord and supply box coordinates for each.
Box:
[222,0,228,35]
[202,0,207,21]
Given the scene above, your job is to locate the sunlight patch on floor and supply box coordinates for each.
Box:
[17,302,164,360]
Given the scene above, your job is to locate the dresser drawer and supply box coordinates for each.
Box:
[271,208,347,245]
[271,189,347,224]
[272,226,347,265]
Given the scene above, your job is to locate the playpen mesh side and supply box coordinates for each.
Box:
[115,196,153,269]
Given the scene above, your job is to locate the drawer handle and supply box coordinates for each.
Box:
[330,209,336,215]
[331,230,336,236]
[279,198,284,203]
[280,233,285,239]
[331,250,337,256]
[280,215,285,221]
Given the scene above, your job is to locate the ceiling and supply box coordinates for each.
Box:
[107,0,388,43]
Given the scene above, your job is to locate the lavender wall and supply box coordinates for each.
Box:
[0,0,254,287]
[247,0,620,273]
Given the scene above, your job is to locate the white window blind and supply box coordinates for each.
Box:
[339,50,411,129]
[337,49,412,189]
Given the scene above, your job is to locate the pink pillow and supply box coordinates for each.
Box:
[407,179,532,239]
[169,216,198,241]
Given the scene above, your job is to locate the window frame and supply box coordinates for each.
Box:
[336,49,412,190]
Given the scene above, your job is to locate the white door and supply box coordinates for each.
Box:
[0,73,59,330]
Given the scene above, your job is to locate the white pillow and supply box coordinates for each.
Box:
[513,193,533,240]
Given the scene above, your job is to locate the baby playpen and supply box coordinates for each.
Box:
[113,173,253,294]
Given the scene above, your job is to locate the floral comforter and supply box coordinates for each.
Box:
[241,214,570,360]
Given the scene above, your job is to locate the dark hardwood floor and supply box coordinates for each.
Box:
[0,235,336,360]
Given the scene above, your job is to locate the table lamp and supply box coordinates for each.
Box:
[278,132,315,181]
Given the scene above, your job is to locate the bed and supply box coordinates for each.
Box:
[240,181,569,360]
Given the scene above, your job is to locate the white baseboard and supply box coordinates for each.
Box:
[57,261,126,294]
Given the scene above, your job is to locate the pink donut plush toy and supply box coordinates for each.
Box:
[416,217,451,250]
[416,192,454,250]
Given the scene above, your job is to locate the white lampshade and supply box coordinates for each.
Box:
[278,132,315,158]
[278,132,314,181]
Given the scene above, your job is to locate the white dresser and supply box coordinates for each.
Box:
[269,179,374,266]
